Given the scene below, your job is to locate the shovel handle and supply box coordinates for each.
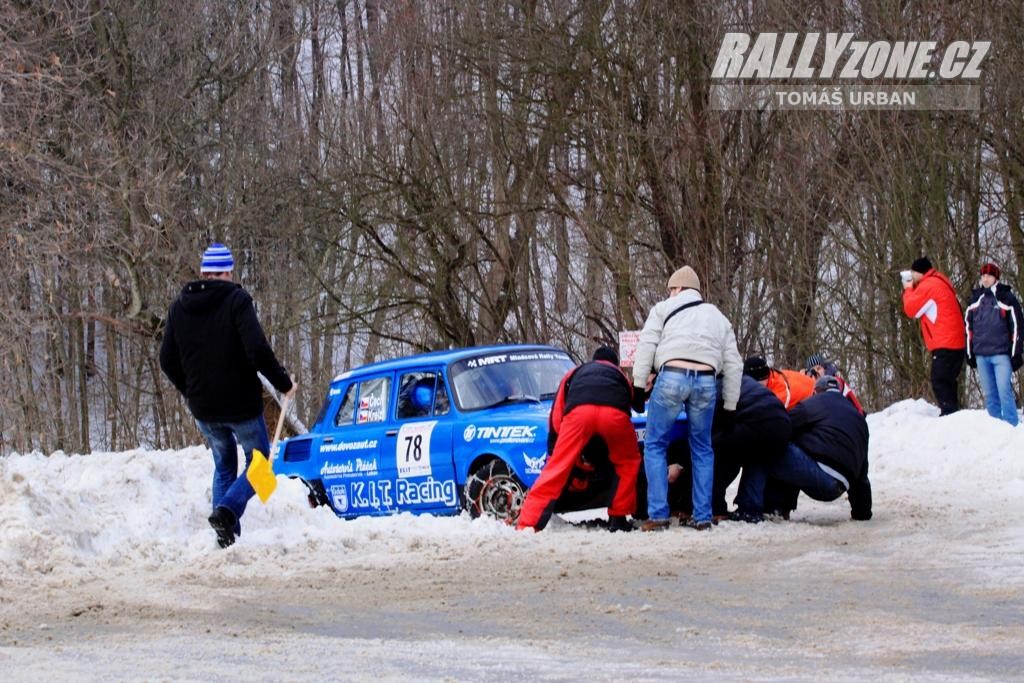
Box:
[269,395,291,460]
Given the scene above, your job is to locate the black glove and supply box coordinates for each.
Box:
[607,515,633,533]
[717,409,736,433]
[1013,355,1023,372]
[966,355,977,369]
[631,387,647,414]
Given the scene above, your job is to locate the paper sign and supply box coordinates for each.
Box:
[619,330,640,368]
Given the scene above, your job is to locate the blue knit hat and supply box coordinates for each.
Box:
[201,243,234,273]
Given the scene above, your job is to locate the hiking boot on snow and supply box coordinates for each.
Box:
[640,519,671,532]
[208,506,237,548]
[727,510,764,524]
[607,515,634,532]
[682,518,713,531]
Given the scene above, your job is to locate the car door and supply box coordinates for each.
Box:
[317,373,393,516]
[386,368,457,514]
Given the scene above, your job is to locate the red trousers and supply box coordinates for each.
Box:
[517,405,641,530]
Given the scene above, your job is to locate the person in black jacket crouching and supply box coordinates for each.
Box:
[160,243,297,548]
[758,374,872,521]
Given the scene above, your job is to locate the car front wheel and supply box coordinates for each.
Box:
[463,459,526,524]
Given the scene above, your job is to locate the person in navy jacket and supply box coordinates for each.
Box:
[755,375,872,521]
[965,263,1023,426]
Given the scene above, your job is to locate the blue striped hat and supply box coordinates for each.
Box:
[200,243,234,273]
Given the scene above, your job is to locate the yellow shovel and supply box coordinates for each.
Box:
[247,395,291,504]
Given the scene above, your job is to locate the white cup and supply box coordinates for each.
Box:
[900,270,913,283]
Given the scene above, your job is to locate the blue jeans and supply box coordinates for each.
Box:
[644,370,717,523]
[195,414,270,531]
[976,355,1019,426]
[761,443,846,508]
[733,464,767,515]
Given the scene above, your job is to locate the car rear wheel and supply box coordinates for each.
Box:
[464,459,526,524]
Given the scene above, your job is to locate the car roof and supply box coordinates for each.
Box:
[330,344,571,384]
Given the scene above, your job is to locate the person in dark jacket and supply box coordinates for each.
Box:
[658,375,791,523]
[160,243,296,548]
[965,263,1022,426]
[517,346,641,532]
[755,375,872,521]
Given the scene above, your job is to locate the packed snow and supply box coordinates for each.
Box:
[0,400,1022,681]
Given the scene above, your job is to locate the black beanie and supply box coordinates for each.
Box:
[911,257,933,274]
[592,345,619,365]
[743,356,770,381]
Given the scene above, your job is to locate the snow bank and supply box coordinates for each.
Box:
[1,401,1022,585]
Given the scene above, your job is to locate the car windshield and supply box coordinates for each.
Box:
[449,350,575,411]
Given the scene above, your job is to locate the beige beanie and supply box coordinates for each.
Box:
[667,266,700,291]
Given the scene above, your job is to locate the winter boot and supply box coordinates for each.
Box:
[607,515,634,533]
[728,510,764,524]
[682,518,713,531]
[208,506,237,548]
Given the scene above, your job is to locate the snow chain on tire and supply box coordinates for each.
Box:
[464,460,525,524]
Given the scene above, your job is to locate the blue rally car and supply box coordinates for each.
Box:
[275,344,686,522]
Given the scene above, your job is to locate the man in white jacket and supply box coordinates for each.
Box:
[632,266,743,531]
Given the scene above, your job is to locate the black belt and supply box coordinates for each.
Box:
[661,365,715,376]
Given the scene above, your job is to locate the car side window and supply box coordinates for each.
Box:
[334,384,356,426]
[397,371,450,419]
[398,372,434,419]
[335,377,390,426]
[356,377,390,424]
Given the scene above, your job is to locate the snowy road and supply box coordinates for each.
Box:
[1,401,1022,681]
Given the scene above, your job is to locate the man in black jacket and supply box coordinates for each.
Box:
[160,243,296,548]
[757,375,872,521]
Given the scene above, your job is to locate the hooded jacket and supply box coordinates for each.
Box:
[965,282,1022,362]
[160,280,293,422]
[789,390,872,520]
[632,289,743,410]
[902,268,966,351]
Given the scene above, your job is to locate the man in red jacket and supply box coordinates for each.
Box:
[517,346,641,532]
[902,256,966,415]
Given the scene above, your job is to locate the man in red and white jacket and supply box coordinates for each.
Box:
[517,346,641,532]
[901,256,966,415]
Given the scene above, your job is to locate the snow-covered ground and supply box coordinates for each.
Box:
[1,400,1022,681]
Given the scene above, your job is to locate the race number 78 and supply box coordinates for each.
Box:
[403,434,423,462]
[396,421,436,478]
